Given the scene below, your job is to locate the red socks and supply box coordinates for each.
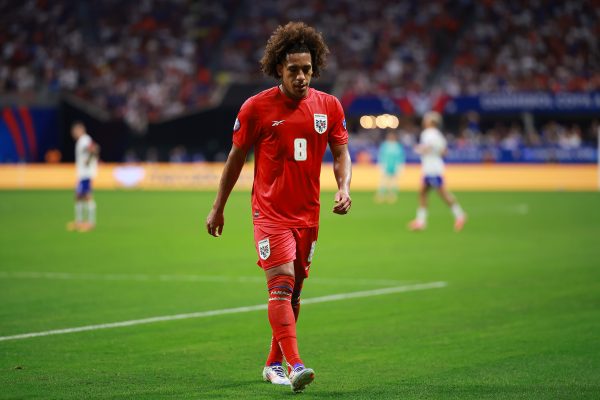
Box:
[266,279,303,365]
[266,275,303,367]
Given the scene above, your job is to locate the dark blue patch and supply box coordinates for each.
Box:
[423,176,444,188]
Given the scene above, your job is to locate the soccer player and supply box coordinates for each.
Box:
[67,121,99,232]
[205,22,351,393]
[409,111,466,232]
[375,131,405,203]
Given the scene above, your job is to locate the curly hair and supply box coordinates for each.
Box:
[260,22,329,79]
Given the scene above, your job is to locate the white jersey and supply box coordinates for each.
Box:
[419,127,446,176]
[75,134,98,179]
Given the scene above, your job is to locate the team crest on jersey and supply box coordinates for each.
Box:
[258,238,270,260]
[314,114,327,134]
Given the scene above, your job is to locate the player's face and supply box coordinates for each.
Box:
[71,125,84,140]
[278,52,312,100]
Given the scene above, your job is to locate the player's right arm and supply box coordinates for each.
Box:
[415,130,432,155]
[206,98,259,237]
[206,145,247,237]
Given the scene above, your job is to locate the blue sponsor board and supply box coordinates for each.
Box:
[445,92,600,114]
[341,143,598,164]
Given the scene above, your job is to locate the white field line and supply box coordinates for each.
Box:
[0,281,446,342]
[0,271,406,287]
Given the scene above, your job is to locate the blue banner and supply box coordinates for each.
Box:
[445,92,600,114]
[0,107,59,163]
[341,143,598,164]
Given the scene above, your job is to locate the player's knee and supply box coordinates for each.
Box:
[266,263,295,281]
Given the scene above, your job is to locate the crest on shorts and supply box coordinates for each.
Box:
[307,241,317,263]
[258,238,270,260]
[314,114,327,134]
[233,118,240,132]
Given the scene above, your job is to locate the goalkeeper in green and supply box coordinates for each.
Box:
[375,131,405,203]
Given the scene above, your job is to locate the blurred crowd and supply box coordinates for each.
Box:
[221,0,469,96]
[443,0,600,95]
[0,0,237,130]
[1,0,599,128]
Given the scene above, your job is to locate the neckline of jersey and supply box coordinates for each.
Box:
[277,85,313,104]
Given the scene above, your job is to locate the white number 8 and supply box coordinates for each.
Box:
[294,138,307,161]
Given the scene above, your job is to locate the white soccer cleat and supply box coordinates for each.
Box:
[408,219,426,231]
[262,364,291,385]
[454,214,467,232]
[289,366,315,393]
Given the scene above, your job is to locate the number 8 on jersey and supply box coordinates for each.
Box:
[294,138,307,161]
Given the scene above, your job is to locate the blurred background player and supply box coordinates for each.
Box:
[67,121,99,232]
[409,112,466,232]
[375,131,405,203]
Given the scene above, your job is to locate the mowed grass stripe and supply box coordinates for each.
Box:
[0,271,408,286]
[0,281,446,342]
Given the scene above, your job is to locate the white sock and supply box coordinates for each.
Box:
[451,203,464,219]
[75,202,84,223]
[416,207,427,224]
[87,200,96,225]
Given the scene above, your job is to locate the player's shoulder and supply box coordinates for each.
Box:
[310,88,341,105]
[245,86,279,105]
[78,134,92,145]
[239,87,279,115]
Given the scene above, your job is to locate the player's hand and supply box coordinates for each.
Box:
[333,190,351,215]
[206,209,224,237]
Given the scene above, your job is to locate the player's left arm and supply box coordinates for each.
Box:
[331,143,352,215]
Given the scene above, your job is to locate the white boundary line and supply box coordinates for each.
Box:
[0,281,446,342]
[0,271,406,287]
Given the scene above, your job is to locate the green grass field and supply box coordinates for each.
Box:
[1,190,599,399]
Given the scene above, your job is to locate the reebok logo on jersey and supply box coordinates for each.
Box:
[272,120,285,126]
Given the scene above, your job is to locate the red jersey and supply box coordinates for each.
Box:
[232,86,348,228]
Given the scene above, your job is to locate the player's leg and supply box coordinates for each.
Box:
[387,172,398,203]
[409,179,430,230]
[375,169,387,203]
[284,227,318,392]
[78,180,95,231]
[436,185,466,231]
[262,261,295,386]
[265,261,315,393]
[254,226,301,386]
[68,181,85,231]
[86,193,96,228]
[264,263,303,368]
[264,270,304,371]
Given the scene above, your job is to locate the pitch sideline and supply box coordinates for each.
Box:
[0,281,447,342]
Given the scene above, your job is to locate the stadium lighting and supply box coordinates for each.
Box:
[360,114,399,129]
[375,114,388,129]
[359,115,376,129]
[388,115,399,129]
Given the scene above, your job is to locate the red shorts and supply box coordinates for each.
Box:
[253,225,319,278]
